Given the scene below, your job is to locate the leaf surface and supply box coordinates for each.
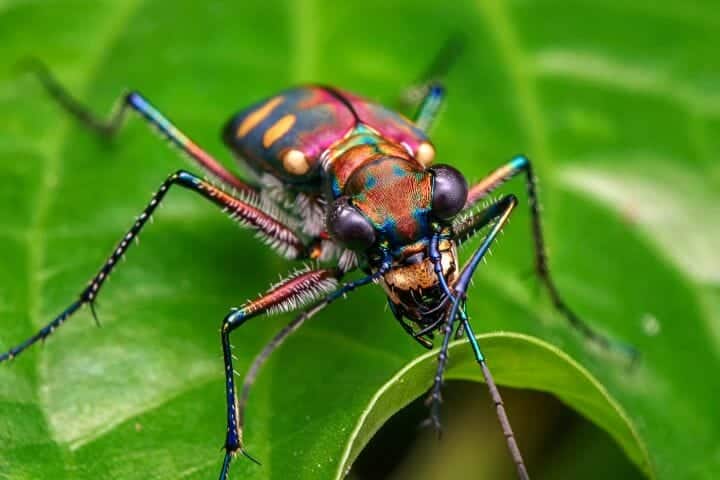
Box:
[0,1,717,479]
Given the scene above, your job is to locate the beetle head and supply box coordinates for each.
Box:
[326,156,467,330]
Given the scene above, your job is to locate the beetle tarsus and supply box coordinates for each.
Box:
[88,301,101,328]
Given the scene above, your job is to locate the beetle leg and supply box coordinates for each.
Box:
[413,83,446,133]
[462,155,638,360]
[220,256,392,479]
[237,300,332,439]
[0,170,306,364]
[461,314,530,480]
[426,194,530,480]
[424,195,517,433]
[218,268,340,478]
[464,155,534,208]
[452,196,528,480]
[463,156,545,288]
[398,33,465,110]
[23,59,255,193]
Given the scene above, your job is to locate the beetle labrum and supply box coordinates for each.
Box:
[1,50,635,479]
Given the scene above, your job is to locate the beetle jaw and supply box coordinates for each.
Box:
[378,240,458,325]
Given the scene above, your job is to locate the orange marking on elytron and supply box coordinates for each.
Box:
[236,96,284,137]
[263,114,296,148]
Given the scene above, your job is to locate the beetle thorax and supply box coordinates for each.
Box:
[322,124,421,192]
[344,157,433,244]
[320,124,434,245]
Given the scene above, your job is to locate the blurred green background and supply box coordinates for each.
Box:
[0,0,718,479]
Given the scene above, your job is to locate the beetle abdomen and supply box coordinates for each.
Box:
[223,87,355,186]
[223,86,430,189]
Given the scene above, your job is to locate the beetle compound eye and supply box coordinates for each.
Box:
[327,197,376,251]
[430,165,468,220]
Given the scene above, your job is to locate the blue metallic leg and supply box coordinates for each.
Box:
[429,231,455,300]
[424,195,518,433]
[413,84,446,133]
[461,315,529,480]
[449,195,529,479]
[0,170,305,364]
[464,154,638,360]
[218,267,341,479]
[399,34,465,111]
[23,59,255,193]
[238,300,332,439]
[219,256,392,480]
[429,194,530,479]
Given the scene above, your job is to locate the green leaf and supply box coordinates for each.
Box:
[338,332,650,478]
[0,1,717,479]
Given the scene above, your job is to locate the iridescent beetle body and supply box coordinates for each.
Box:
[223,86,430,187]
[2,48,636,480]
[223,85,458,334]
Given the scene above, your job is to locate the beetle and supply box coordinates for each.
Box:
[1,44,635,480]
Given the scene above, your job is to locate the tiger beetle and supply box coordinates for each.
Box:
[1,39,636,480]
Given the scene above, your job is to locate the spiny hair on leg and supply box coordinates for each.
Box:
[264,269,339,316]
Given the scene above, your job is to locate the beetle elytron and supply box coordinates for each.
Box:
[1,46,635,479]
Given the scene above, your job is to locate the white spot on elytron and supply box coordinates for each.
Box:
[416,141,435,166]
[642,313,661,336]
[282,149,310,175]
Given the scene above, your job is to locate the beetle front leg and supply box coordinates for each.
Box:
[413,84,446,133]
[426,195,530,479]
[463,155,637,359]
[237,300,331,437]
[450,195,529,480]
[217,268,340,479]
[424,195,519,434]
[219,256,392,480]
